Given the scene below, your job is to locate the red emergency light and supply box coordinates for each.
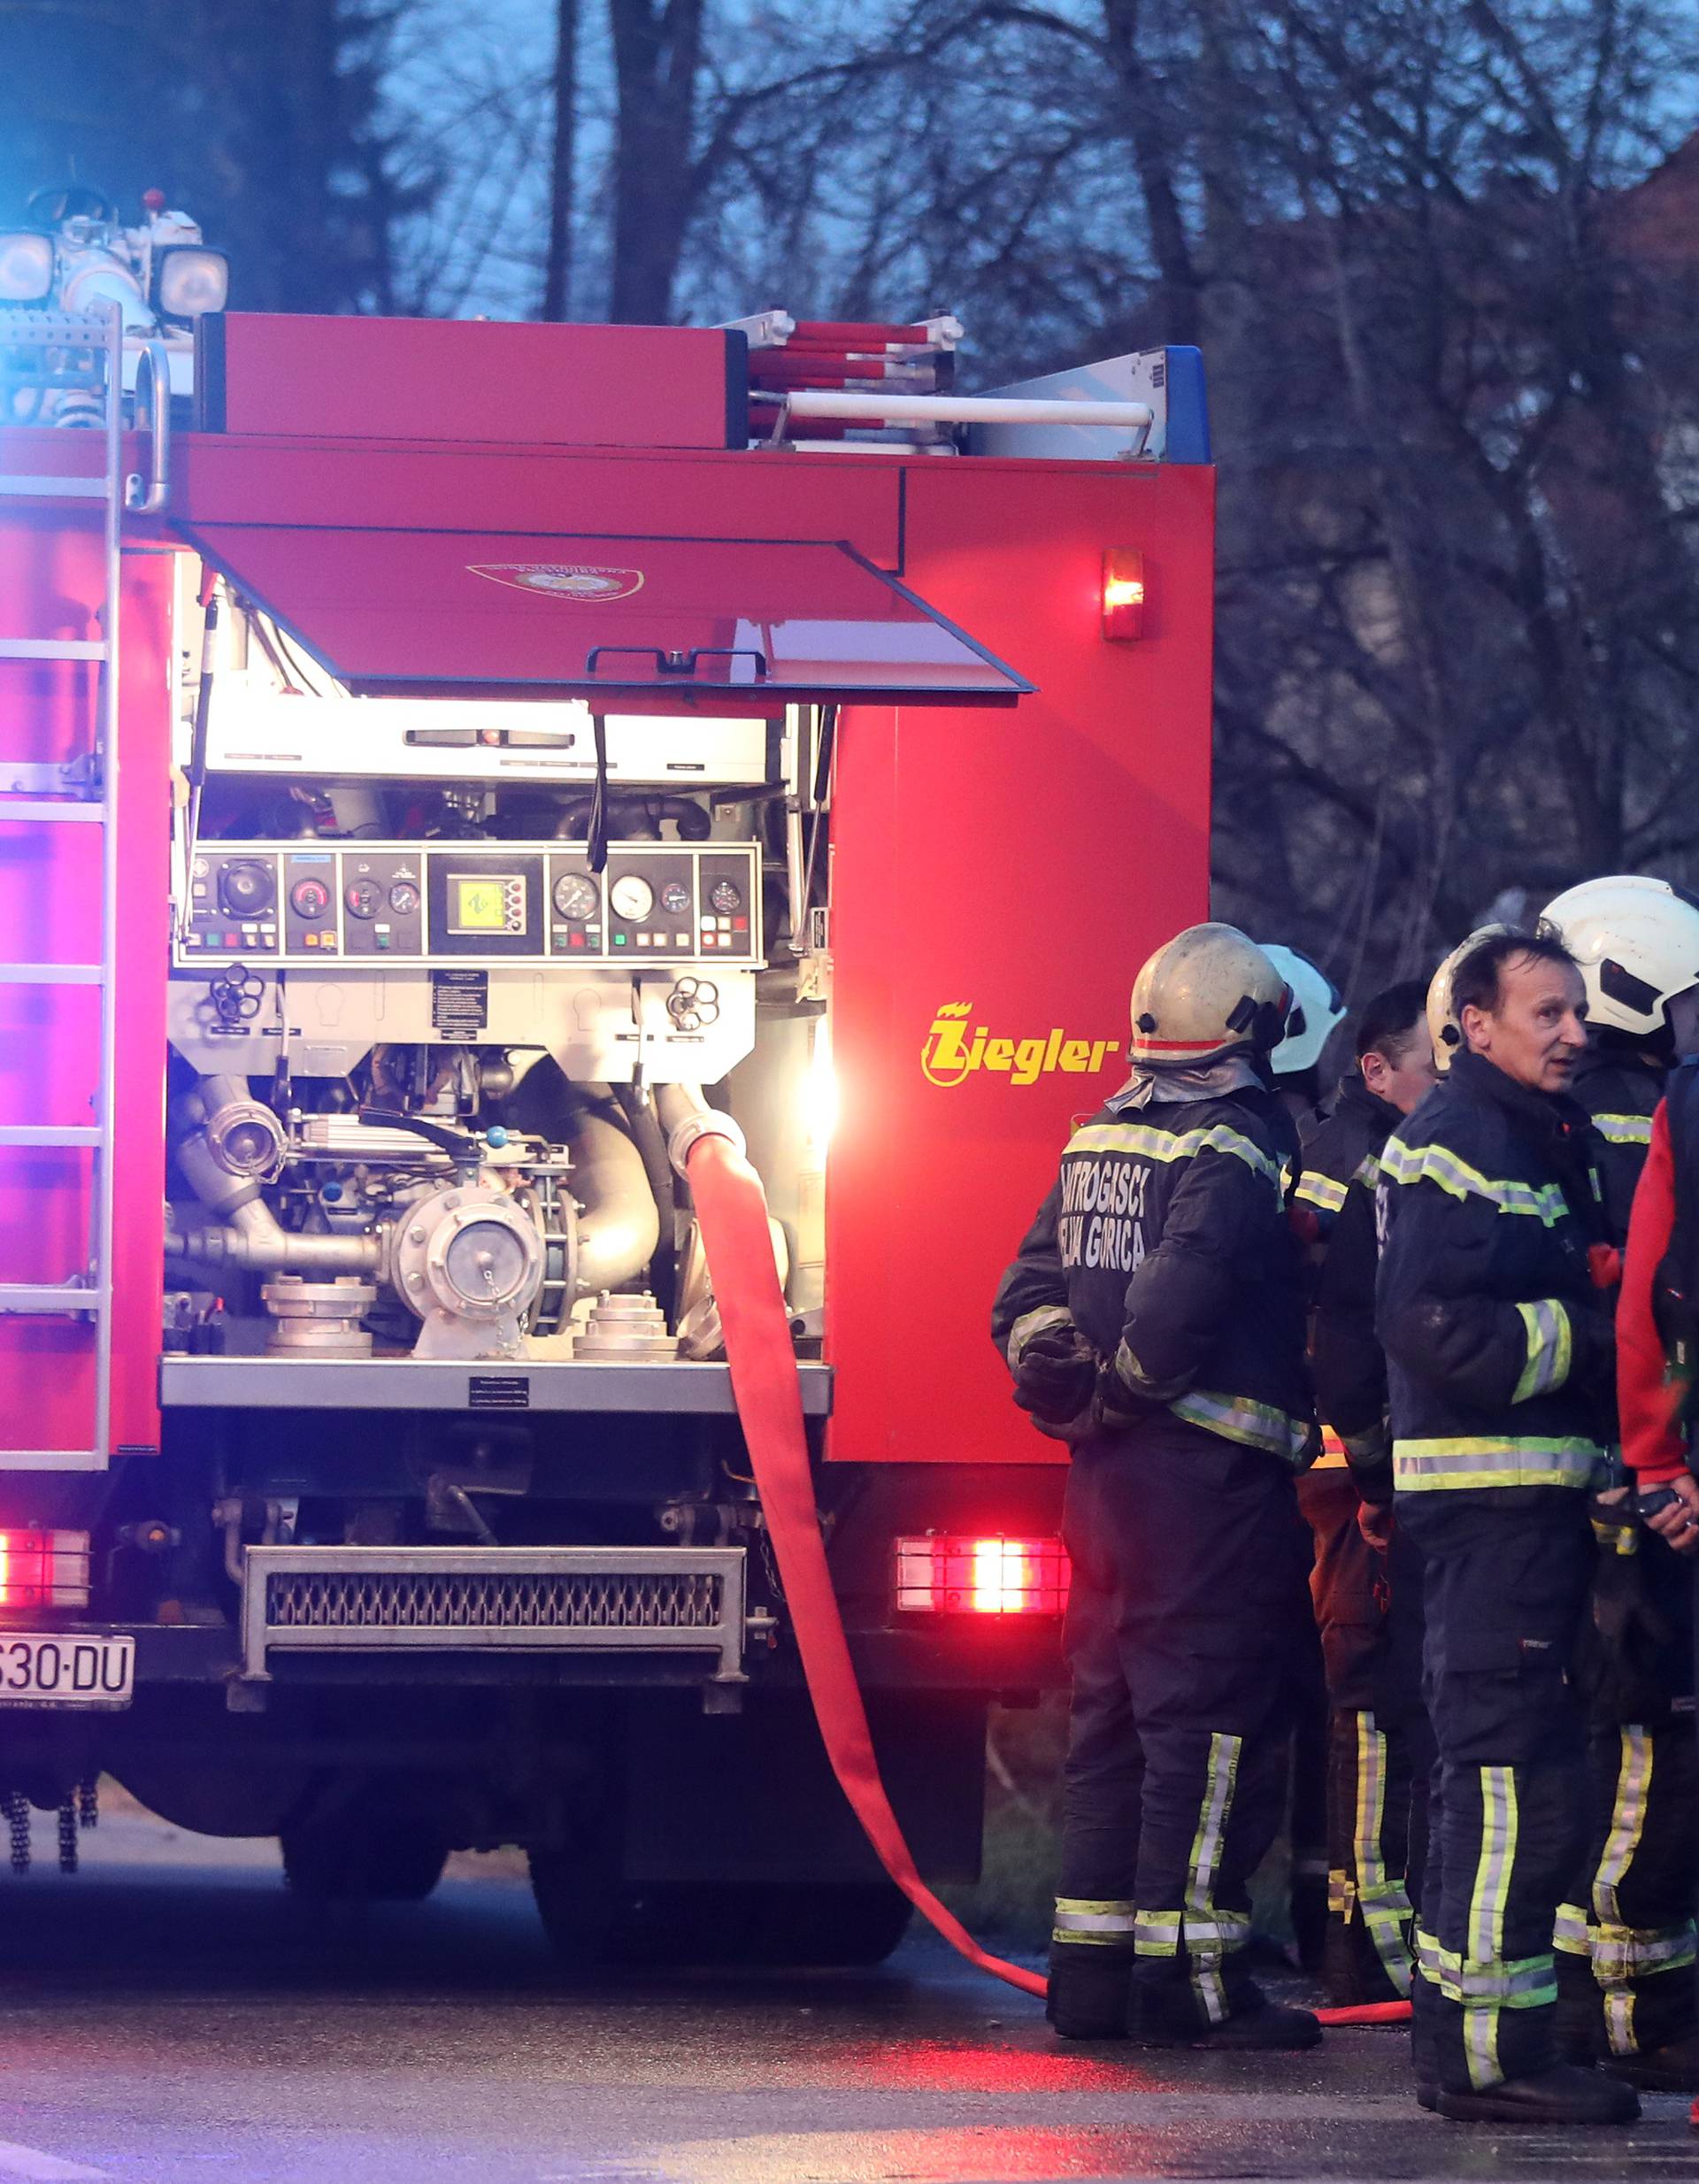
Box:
[0,1532,91,1612]
[1101,548,1147,641]
[894,1535,1071,1616]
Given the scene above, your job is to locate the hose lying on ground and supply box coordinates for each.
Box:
[682,1125,1047,2001]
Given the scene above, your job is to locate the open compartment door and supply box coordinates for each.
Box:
[178,527,1034,706]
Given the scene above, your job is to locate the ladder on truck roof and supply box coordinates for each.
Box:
[0,305,131,1465]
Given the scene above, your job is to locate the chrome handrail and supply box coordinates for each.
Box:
[123,339,173,514]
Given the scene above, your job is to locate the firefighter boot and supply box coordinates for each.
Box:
[1127,1950,1320,2051]
[1435,2064,1640,2126]
[1602,2030,1699,2095]
[1046,1943,1134,2041]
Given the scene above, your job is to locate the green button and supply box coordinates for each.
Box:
[613,933,627,946]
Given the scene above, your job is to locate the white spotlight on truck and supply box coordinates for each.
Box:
[0,231,53,303]
[154,245,228,321]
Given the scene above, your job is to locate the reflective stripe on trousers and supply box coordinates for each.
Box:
[1350,1711,1413,1996]
[1051,1896,1136,1949]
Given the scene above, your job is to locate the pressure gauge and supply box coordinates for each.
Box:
[609,873,654,922]
[553,873,599,922]
[344,878,381,919]
[659,879,691,916]
[289,877,330,920]
[709,877,742,914]
[388,880,420,916]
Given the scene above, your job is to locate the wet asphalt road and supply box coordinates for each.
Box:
[0,1805,1688,2182]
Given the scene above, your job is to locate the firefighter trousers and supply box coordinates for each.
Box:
[1298,1461,1426,2003]
[1557,1534,1697,2060]
[1397,1488,1593,2095]
[1053,1418,1311,2031]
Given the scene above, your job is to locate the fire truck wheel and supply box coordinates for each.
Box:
[612,1880,913,1969]
[280,1816,450,1903]
[527,1843,620,1971]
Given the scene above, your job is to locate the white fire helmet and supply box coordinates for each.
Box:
[1426,925,1512,1073]
[1258,945,1346,1077]
[1541,875,1699,1041]
[1129,924,1291,1067]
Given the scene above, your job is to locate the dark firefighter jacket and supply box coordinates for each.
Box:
[1376,1050,1614,1499]
[991,1081,1313,1466]
[1571,1040,1662,1248]
[1296,1073,1403,1506]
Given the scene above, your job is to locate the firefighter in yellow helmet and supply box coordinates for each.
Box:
[993,923,1319,2050]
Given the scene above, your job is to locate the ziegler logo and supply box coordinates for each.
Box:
[467,564,645,602]
[921,1003,1122,1088]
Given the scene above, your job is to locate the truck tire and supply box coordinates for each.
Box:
[527,1843,619,1971]
[281,1815,450,1903]
[615,1880,913,1969]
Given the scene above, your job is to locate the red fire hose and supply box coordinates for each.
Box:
[683,1128,1047,1999]
[684,1125,1411,2027]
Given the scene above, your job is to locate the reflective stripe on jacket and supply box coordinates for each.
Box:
[1376,1051,1611,1496]
[992,1084,1313,1465]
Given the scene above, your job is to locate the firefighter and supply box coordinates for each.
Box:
[1261,941,1349,1970]
[1262,943,1348,1140]
[993,923,1319,2051]
[1617,1058,1699,2138]
[1378,924,1637,2123]
[1543,876,1699,2090]
[1295,979,1436,2006]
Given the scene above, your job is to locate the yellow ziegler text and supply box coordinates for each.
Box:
[922,1004,1122,1088]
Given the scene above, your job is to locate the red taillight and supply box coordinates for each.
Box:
[0,1532,91,1611]
[895,1535,1071,1616]
[1101,548,1146,641]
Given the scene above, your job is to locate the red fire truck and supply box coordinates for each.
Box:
[0,201,1212,1960]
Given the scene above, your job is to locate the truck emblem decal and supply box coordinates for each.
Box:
[468,564,645,602]
[921,1003,1122,1088]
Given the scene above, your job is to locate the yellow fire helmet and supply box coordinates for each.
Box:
[1426,925,1513,1073]
[1129,923,1291,1067]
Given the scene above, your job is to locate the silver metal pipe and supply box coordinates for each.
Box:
[751,388,1154,429]
[571,1089,660,1296]
[165,1205,383,1274]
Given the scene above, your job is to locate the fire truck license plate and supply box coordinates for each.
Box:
[0,1634,134,1708]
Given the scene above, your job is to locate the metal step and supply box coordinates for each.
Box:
[0,638,107,663]
[0,477,107,502]
[0,802,102,824]
[0,1127,99,1148]
[0,1283,104,1315]
[0,965,104,985]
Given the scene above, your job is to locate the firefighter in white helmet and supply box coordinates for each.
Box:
[1541,876,1699,2093]
[1262,944,1349,1137]
[1257,942,1349,1979]
[993,923,1319,2051]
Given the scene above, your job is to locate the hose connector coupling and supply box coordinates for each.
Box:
[665,1105,746,1180]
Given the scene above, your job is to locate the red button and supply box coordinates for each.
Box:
[569,933,585,949]
[733,917,749,930]
[223,933,240,948]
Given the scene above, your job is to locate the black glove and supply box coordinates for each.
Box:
[1013,1323,1096,1424]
